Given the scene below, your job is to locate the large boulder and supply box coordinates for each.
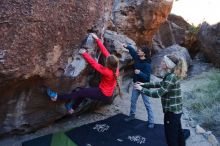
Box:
[153,20,186,51]
[109,0,173,46]
[0,0,113,136]
[0,0,176,136]
[198,22,220,67]
[153,14,199,57]
[0,0,113,83]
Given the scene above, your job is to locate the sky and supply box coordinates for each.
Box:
[171,0,220,25]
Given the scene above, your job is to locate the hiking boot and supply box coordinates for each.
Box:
[47,88,57,101]
[65,102,74,114]
[124,115,135,122]
[148,123,154,129]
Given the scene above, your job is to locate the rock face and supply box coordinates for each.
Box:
[0,0,113,83]
[0,0,113,136]
[153,14,199,57]
[103,30,136,62]
[110,0,173,46]
[0,0,174,136]
[198,22,220,67]
[153,14,187,50]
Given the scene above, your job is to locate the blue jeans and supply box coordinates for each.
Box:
[129,87,154,124]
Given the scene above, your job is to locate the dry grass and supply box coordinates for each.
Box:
[182,69,220,137]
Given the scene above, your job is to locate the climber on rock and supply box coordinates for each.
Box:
[47,33,122,114]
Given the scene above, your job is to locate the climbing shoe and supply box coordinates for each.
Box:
[47,88,57,101]
[124,114,135,122]
[65,102,74,114]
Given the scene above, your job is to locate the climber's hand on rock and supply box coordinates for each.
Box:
[79,48,86,54]
[122,43,128,48]
[91,33,99,39]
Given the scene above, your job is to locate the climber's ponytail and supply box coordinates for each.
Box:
[106,55,123,97]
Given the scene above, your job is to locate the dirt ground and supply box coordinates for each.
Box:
[0,78,212,146]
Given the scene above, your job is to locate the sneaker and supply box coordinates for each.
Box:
[47,88,57,101]
[65,102,74,114]
[148,123,154,129]
[124,115,135,122]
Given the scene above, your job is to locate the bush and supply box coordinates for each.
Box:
[188,23,200,35]
[182,69,220,136]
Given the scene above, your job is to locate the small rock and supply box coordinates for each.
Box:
[208,134,219,146]
[188,120,197,128]
[182,113,190,120]
[195,125,206,134]
[185,123,190,127]
[203,131,212,139]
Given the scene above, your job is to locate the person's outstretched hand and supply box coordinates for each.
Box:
[91,33,99,39]
[115,42,129,52]
[122,43,127,48]
[79,48,86,54]
[136,82,144,86]
[134,83,143,91]
[134,69,140,74]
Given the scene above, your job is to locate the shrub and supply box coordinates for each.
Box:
[182,69,220,136]
[188,23,200,35]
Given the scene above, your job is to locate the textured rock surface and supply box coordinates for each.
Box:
[153,15,187,50]
[153,14,199,57]
[0,0,175,136]
[0,0,113,136]
[198,22,220,67]
[110,0,173,46]
[103,30,136,62]
[0,0,113,82]
[153,20,185,52]
[103,30,192,80]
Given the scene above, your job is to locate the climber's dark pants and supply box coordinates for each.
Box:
[57,87,111,110]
